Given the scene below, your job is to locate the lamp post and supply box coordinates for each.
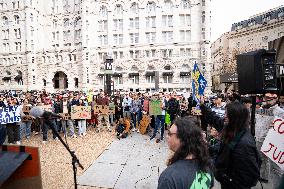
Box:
[104,56,113,95]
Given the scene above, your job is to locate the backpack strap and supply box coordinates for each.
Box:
[228,129,246,150]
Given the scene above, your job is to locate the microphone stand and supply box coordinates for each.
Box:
[47,118,84,189]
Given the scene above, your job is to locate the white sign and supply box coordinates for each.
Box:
[261,117,284,170]
[106,62,112,70]
[0,106,21,124]
[279,65,284,76]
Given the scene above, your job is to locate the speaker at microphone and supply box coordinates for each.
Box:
[29,107,45,118]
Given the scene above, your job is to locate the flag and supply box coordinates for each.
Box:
[192,63,207,105]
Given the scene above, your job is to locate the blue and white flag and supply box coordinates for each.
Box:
[192,63,207,105]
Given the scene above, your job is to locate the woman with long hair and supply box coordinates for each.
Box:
[158,117,213,189]
[200,100,261,189]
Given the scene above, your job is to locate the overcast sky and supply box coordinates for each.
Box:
[211,0,284,41]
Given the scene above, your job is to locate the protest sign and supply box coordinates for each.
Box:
[71,106,91,119]
[261,117,284,170]
[149,100,162,115]
[93,105,109,114]
[59,113,71,120]
[191,107,202,116]
[87,92,94,102]
[22,115,33,122]
[0,106,21,124]
[22,105,32,113]
[273,117,284,134]
[109,103,115,114]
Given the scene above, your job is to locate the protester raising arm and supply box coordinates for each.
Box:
[199,96,225,132]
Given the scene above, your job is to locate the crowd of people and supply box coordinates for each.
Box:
[0,89,191,144]
[158,92,284,189]
[1,89,284,188]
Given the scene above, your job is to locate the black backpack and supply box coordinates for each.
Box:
[214,130,262,187]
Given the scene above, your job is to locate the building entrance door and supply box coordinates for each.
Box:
[53,71,68,89]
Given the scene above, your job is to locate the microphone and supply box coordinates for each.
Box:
[30,106,45,118]
[30,106,62,120]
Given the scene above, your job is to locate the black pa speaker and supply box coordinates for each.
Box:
[237,49,277,95]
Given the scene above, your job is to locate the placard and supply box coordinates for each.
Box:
[93,105,111,114]
[261,127,284,170]
[59,113,71,120]
[22,105,32,113]
[191,107,202,116]
[22,115,33,122]
[109,103,115,114]
[149,100,162,115]
[0,106,21,124]
[71,106,91,119]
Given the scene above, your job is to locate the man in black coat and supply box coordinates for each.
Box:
[167,93,180,126]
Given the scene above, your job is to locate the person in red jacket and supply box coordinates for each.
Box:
[96,92,111,132]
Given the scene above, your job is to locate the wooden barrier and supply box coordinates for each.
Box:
[0,145,42,189]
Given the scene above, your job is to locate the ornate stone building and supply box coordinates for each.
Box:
[0,0,211,93]
[211,5,284,91]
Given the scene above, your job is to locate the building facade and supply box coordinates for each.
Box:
[211,5,284,91]
[0,0,211,93]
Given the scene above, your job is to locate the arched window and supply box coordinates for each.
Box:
[53,19,57,28]
[2,16,8,25]
[147,66,155,70]
[114,4,123,15]
[43,79,46,86]
[180,0,191,9]
[181,64,190,71]
[63,18,69,27]
[130,2,139,14]
[99,6,107,17]
[202,11,205,23]
[14,15,20,24]
[163,0,173,13]
[164,65,171,70]
[146,1,156,13]
[74,17,81,27]
[131,66,139,71]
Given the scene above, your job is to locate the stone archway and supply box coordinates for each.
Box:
[53,71,68,89]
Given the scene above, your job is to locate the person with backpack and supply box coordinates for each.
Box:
[200,98,261,189]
